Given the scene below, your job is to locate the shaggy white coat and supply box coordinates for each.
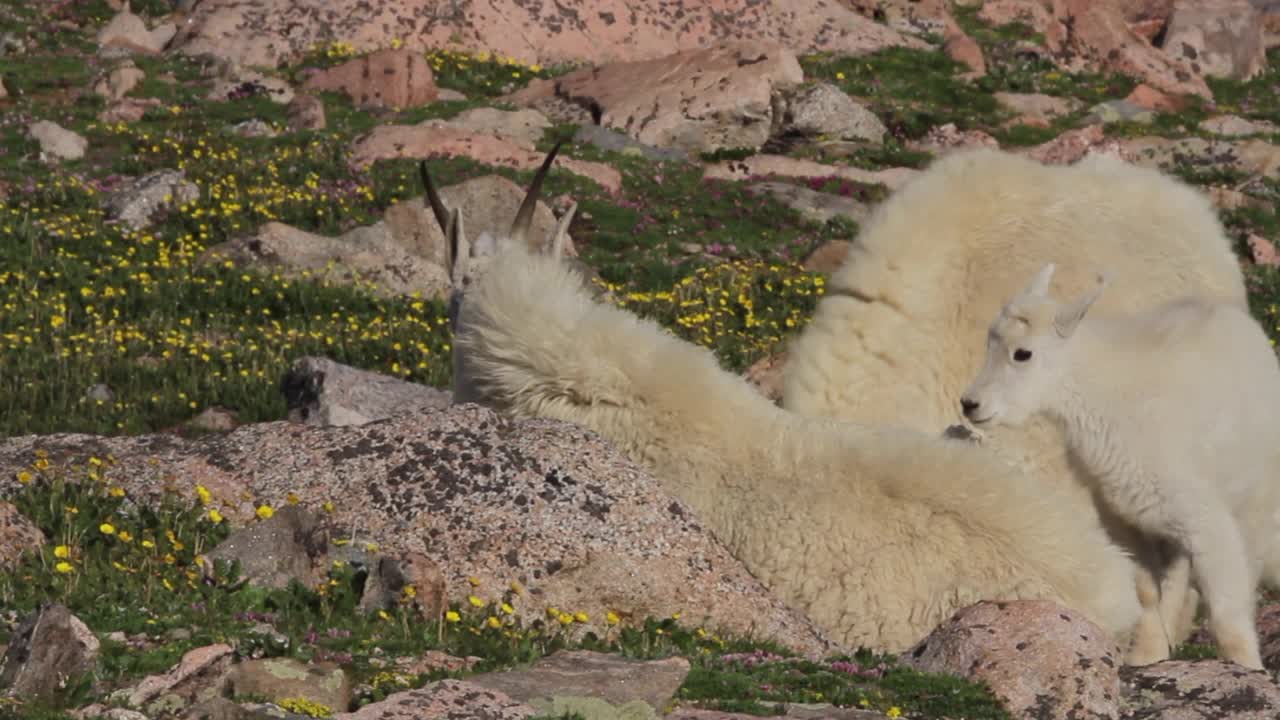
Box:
[451,242,1143,653]
[961,265,1280,669]
[780,147,1250,657]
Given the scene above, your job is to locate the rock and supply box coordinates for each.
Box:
[98,5,175,54]
[0,30,26,57]
[909,123,1000,154]
[1045,0,1212,99]
[704,154,920,191]
[183,696,248,720]
[28,121,87,161]
[86,383,115,403]
[0,502,44,571]
[995,92,1083,124]
[469,650,689,715]
[1020,124,1137,165]
[286,94,326,131]
[1208,186,1266,211]
[301,48,437,110]
[1125,83,1183,112]
[666,707,887,719]
[1248,234,1280,266]
[979,0,1055,36]
[572,124,687,163]
[1117,136,1280,178]
[506,42,803,154]
[1200,115,1279,137]
[207,70,294,105]
[106,169,201,230]
[92,63,145,101]
[1162,0,1266,80]
[98,97,163,123]
[172,0,923,72]
[226,658,350,714]
[849,0,956,36]
[228,119,276,138]
[197,220,452,300]
[1118,659,1280,718]
[437,88,467,102]
[902,600,1122,720]
[349,125,621,193]
[202,505,329,590]
[0,604,101,702]
[280,356,452,427]
[944,27,986,75]
[744,182,872,226]
[125,644,235,709]
[0,406,837,657]
[187,407,239,433]
[354,552,447,620]
[743,351,789,405]
[421,106,551,150]
[782,83,887,143]
[1086,99,1157,124]
[335,679,536,719]
[394,651,480,678]
[802,241,853,274]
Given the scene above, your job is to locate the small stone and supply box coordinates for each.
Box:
[286,94,326,131]
[29,121,88,161]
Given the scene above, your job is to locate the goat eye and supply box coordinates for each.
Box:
[1013,348,1032,362]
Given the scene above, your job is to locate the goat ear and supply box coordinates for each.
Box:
[1023,262,1056,297]
[472,230,498,259]
[1053,274,1107,338]
[446,208,471,287]
[549,201,577,260]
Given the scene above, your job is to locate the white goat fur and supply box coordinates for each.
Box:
[960,263,1280,669]
[780,147,1250,658]
[434,154,1143,651]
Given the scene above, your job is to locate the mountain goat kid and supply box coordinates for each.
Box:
[960,262,1280,670]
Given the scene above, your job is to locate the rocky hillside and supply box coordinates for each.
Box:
[5,1,1280,719]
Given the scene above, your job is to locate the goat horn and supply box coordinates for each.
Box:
[509,140,564,248]
[418,159,452,235]
[550,201,577,261]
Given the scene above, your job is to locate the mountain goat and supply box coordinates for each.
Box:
[780,148,1250,660]
[425,143,1143,654]
[960,263,1280,670]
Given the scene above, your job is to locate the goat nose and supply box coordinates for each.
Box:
[960,397,980,416]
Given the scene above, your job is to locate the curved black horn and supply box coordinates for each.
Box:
[509,140,564,247]
[418,159,451,234]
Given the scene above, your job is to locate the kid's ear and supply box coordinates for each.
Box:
[1022,262,1055,298]
[1053,273,1108,338]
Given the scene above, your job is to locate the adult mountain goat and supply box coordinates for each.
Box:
[961,263,1280,670]
[427,143,1142,654]
[780,148,1250,661]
